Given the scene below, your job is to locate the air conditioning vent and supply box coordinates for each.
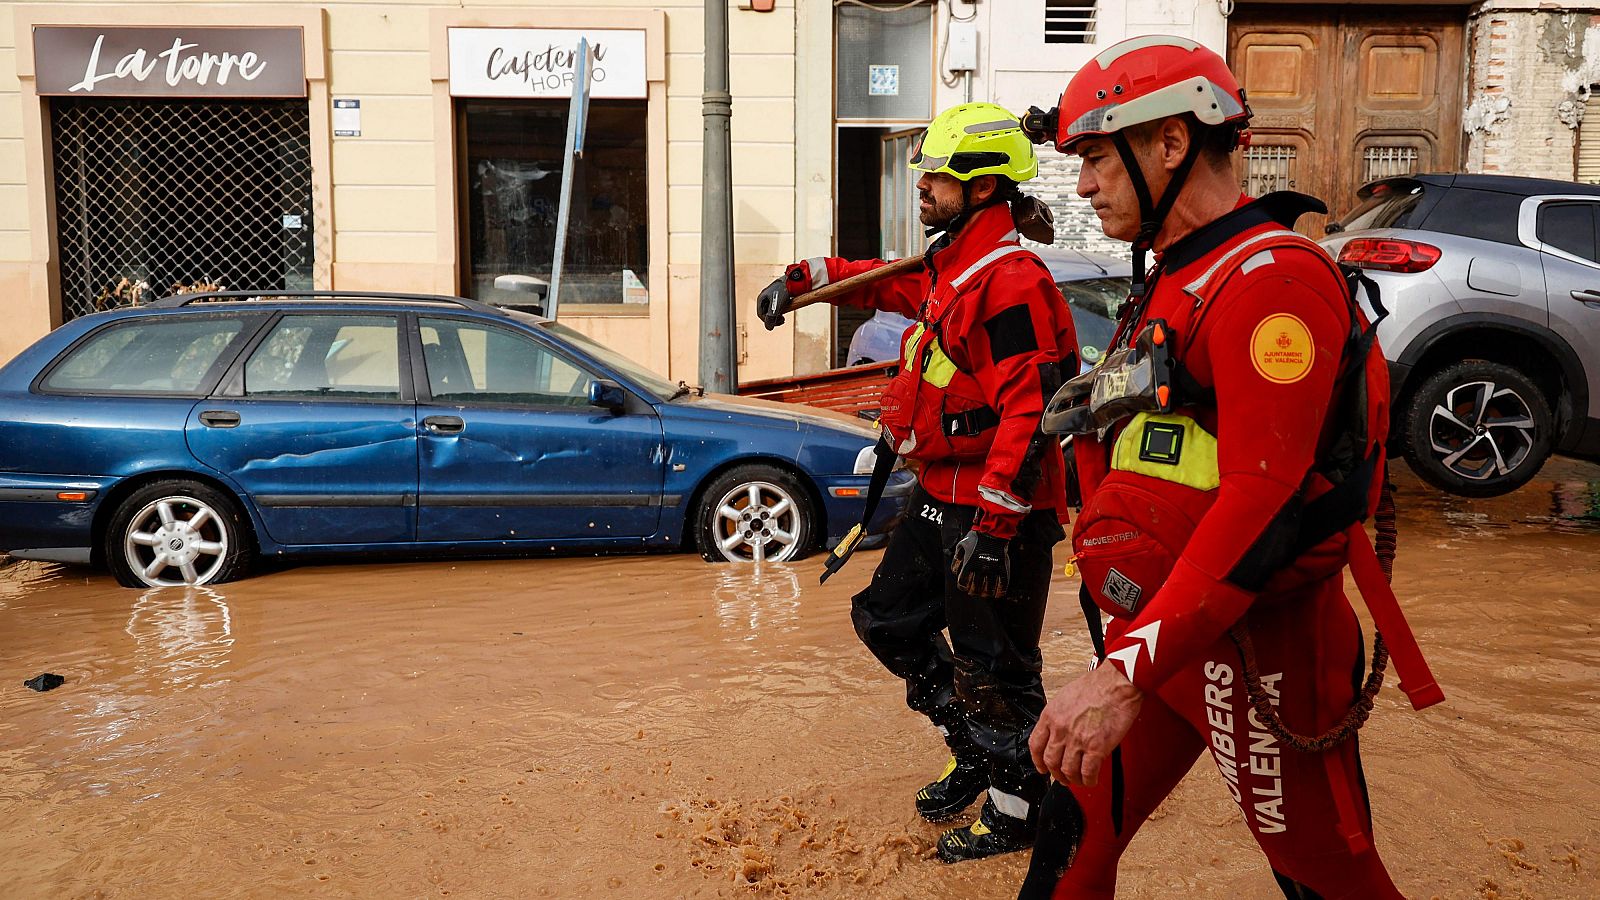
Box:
[1045,0,1097,45]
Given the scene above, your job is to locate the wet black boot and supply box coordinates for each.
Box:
[915,748,988,822]
[935,795,1036,863]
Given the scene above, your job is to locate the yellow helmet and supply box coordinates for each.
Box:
[908,103,1039,183]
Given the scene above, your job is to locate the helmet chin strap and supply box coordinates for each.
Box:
[1108,128,1208,305]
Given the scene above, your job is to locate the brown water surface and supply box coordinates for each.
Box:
[3,463,1598,898]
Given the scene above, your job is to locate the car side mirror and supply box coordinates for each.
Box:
[588,378,627,414]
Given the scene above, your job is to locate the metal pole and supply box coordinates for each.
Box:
[699,0,737,392]
[548,38,593,320]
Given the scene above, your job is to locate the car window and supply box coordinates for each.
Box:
[419,317,593,406]
[244,315,401,400]
[1537,202,1598,263]
[1057,277,1127,359]
[42,315,249,395]
[1419,188,1524,246]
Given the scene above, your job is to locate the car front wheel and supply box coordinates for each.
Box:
[1400,361,1553,498]
[696,465,816,563]
[105,479,254,588]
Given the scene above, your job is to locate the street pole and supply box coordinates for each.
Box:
[699,0,737,392]
[548,38,594,320]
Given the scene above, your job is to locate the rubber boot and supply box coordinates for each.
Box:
[936,793,1036,863]
[915,748,988,822]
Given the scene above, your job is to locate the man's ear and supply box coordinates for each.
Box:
[967,174,998,205]
[1160,117,1191,172]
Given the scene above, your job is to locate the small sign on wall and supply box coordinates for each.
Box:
[869,64,900,97]
[448,28,648,99]
[332,98,361,137]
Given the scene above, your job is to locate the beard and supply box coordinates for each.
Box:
[918,189,965,230]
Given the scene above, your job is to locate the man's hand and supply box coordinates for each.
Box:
[1029,661,1143,786]
[950,529,1011,599]
[756,277,790,331]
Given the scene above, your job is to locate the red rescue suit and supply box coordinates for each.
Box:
[797,204,1073,539]
[1022,194,1405,898]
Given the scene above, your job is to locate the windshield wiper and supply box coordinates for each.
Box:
[669,380,704,401]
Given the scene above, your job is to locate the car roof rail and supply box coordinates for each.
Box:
[148,289,508,316]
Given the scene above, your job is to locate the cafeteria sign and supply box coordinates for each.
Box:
[448,28,647,100]
[33,26,306,97]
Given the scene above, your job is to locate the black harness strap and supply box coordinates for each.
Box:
[1077,584,1126,835]
[819,434,898,584]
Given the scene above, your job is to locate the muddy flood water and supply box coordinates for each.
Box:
[3,462,1598,899]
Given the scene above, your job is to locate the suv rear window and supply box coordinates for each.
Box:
[1334,179,1426,233]
[42,315,252,395]
[1419,187,1524,246]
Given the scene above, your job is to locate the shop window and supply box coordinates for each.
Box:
[49,98,314,322]
[460,99,649,308]
[835,4,934,122]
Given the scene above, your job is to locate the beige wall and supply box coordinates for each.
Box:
[0,1,817,383]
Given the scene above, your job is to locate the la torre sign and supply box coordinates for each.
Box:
[448,28,647,99]
[32,26,306,98]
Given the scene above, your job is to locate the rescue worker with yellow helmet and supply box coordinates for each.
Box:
[757,103,1079,861]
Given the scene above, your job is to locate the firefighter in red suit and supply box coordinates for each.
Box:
[1015,37,1424,898]
[756,104,1078,862]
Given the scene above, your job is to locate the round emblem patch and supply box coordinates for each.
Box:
[1250,314,1314,384]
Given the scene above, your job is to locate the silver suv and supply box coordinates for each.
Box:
[1320,174,1600,497]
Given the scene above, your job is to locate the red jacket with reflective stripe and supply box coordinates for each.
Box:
[1082,195,1389,692]
[795,205,1076,538]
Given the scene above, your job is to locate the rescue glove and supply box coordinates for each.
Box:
[951,529,1011,599]
[756,277,790,330]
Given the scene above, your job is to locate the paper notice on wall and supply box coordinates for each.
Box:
[333,98,361,137]
[622,269,648,305]
[869,64,899,96]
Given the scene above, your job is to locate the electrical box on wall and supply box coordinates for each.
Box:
[738,0,776,11]
[947,20,978,73]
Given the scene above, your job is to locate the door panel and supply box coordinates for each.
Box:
[186,313,417,546]
[1230,7,1464,232]
[413,317,665,543]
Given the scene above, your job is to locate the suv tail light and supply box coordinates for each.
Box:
[1337,237,1442,273]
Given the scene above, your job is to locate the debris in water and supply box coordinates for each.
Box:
[23,672,64,692]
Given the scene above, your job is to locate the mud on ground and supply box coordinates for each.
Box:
[2,463,1597,898]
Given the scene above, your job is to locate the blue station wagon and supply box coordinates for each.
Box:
[0,292,912,587]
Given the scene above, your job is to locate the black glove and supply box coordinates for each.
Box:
[951,528,1011,599]
[756,277,791,331]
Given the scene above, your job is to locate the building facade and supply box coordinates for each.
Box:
[3,2,1594,377]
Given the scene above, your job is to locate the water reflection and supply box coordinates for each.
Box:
[1552,479,1600,523]
[714,564,803,639]
[125,586,235,690]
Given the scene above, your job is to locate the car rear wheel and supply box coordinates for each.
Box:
[106,479,254,588]
[696,465,815,563]
[1400,361,1553,498]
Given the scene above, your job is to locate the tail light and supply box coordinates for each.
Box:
[1337,237,1442,273]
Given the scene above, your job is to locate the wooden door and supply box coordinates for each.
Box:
[1229,7,1465,234]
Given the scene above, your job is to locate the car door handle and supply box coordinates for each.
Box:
[1571,289,1600,303]
[198,410,241,428]
[422,415,465,435]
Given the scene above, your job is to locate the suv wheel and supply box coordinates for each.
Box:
[106,479,254,588]
[1400,361,1552,498]
[696,465,815,563]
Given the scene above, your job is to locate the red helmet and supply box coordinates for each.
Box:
[1052,36,1249,152]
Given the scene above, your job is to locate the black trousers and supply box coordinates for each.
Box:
[850,485,1065,801]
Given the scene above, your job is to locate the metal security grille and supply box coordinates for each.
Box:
[51,98,314,320]
[1578,90,1600,184]
[1364,146,1418,183]
[1242,144,1297,195]
[1045,0,1098,44]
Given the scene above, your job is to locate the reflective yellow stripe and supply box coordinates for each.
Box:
[904,322,958,388]
[923,338,958,388]
[903,322,926,367]
[1111,412,1220,492]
